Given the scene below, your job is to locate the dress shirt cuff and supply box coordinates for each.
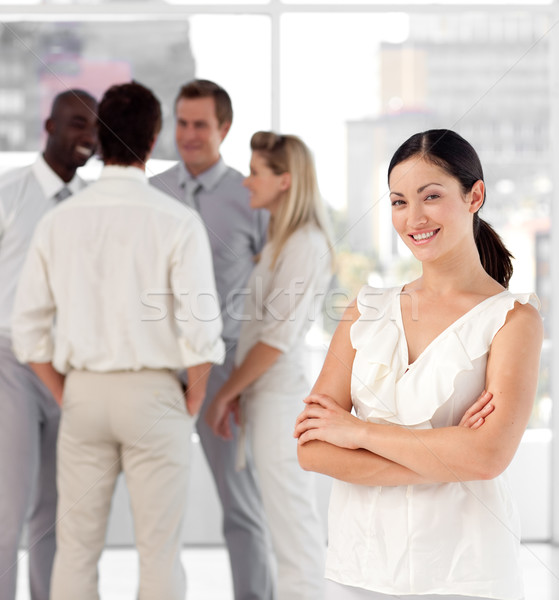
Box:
[12,334,54,365]
[178,337,226,368]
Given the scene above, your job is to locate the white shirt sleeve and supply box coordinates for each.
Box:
[171,217,225,367]
[256,229,331,353]
[11,220,56,363]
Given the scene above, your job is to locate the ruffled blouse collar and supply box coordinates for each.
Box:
[350,285,538,426]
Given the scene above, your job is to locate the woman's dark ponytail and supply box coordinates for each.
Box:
[473,214,513,288]
[389,129,515,288]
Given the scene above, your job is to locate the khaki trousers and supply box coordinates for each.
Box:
[50,369,193,600]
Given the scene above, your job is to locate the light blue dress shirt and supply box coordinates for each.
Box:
[151,157,269,342]
[0,154,84,336]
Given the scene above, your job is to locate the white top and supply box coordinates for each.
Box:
[0,154,84,336]
[326,285,540,600]
[235,223,332,396]
[11,165,224,374]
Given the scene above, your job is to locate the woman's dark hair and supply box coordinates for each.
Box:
[388,129,513,288]
[98,81,162,165]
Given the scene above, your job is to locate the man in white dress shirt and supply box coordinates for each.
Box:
[12,81,225,600]
[0,89,98,600]
[151,79,273,600]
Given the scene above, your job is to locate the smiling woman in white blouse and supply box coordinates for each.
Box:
[294,129,543,600]
[206,131,334,600]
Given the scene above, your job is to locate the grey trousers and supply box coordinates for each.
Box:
[0,336,59,600]
[195,343,275,600]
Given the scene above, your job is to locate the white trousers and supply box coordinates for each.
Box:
[244,389,326,600]
[325,580,499,599]
[195,346,274,600]
[50,369,193,600]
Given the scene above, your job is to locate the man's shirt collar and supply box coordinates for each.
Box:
[178,157,229,193]
[32,153,83,200]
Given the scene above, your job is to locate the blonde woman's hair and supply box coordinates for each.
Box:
[250,131,334,269]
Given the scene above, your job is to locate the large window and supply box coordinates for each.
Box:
[280,9,553,428]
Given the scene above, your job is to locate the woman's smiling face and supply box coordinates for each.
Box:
[243,150,289,215]
[389,156,483,265]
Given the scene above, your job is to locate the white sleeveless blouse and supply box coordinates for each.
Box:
[326,285,539,600]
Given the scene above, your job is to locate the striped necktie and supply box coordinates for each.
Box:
[54,186,72,202]
[184,180,202,211]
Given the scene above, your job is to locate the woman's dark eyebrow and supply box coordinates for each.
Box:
[417,182,444,193]
[390,182,445,196]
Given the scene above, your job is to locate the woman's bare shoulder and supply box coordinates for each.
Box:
[492,297,543,353]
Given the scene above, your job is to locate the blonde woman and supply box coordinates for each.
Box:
[206,132,333,600]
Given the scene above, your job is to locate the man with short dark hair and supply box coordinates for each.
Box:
[0,88,97,600]
[151,79,274,600]
[12,81,224,600]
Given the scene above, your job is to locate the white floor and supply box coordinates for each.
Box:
[14,542,559,599]
[16,546,233,600]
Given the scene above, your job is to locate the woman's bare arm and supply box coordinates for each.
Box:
[296,301,542,483]
[206,342,282,439]
[296,302,434,486]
